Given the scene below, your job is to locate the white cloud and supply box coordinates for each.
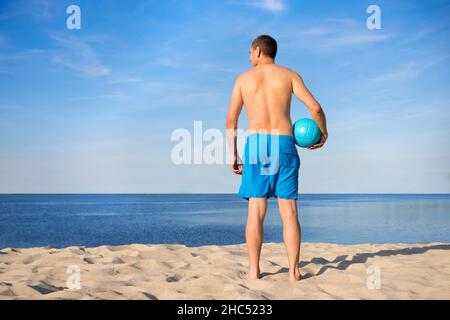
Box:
[51,33,111,77]
[30,0,52,19]
[333,99,450,132]
[400,22,448,45]
[277,19,393,52]
[200,63,241,74]
[108,76,144,84]
[371,62,419,82]
[299,27,338,36]
[371,56,449,82]
[324,33,392,47]
[155,57,183,69]
[246,0,285,12]
[70,93,132,102]
[0,48,44,61]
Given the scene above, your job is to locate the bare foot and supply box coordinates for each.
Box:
[289,268,302,282]
[248,268,261,280]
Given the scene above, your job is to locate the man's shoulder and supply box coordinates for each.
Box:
[238,68,254,78]
[237,65,289,78]
[262,64,299,78]
[276,65,298,76]
[235,65,298,83]
[234,69,253,85]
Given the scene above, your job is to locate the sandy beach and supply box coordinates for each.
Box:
[0,242,449,300]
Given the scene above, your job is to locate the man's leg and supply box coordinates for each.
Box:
[277,198,301,281]
[246,197,267,279]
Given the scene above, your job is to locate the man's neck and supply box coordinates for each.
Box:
[257,58,275,66]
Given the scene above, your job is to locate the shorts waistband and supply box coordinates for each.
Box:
[244,133,297,152]
[246,133,295,140]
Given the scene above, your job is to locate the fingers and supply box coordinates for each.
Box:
[308,136,327,150]
[307,142,324,150]
[231,164,243,175]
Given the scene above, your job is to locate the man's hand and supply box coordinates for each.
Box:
[308,133,328,150]
[231,155,243,175]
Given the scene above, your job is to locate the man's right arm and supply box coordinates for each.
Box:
[226,75,244,174]
[291,71,328,150]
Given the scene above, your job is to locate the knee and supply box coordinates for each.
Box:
[247,213,265,224]
[248,200,267,220]
[279,207,298,221]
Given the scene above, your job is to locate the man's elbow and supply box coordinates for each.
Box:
[310,103,323,114]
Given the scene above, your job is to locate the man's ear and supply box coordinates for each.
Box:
[256,46,262,57]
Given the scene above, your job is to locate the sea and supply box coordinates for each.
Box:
[0,194,449,248]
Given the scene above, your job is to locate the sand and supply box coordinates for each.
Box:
[0,242,449,300]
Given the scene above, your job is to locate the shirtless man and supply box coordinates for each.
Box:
[226,35,328,282]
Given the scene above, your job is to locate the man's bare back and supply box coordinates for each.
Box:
[239,64,298,136]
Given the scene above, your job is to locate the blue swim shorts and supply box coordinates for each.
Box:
[238,133,300,200]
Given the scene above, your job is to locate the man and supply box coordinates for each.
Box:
[226,35,328,282]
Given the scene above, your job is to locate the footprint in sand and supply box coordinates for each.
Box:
[165,274,181,282]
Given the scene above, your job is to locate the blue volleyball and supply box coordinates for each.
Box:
[293,118,321,148]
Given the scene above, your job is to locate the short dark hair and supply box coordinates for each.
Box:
[251,35,277,59]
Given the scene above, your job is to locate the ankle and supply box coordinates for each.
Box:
[249,266,260,273]
[289,267,300,274]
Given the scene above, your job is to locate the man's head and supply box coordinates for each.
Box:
[249,35,277,66]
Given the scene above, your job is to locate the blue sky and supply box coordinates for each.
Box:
[0,0,449,193]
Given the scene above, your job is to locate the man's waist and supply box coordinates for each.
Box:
[246,127,294,137]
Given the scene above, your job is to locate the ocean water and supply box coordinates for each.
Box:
[0,194,449,248]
